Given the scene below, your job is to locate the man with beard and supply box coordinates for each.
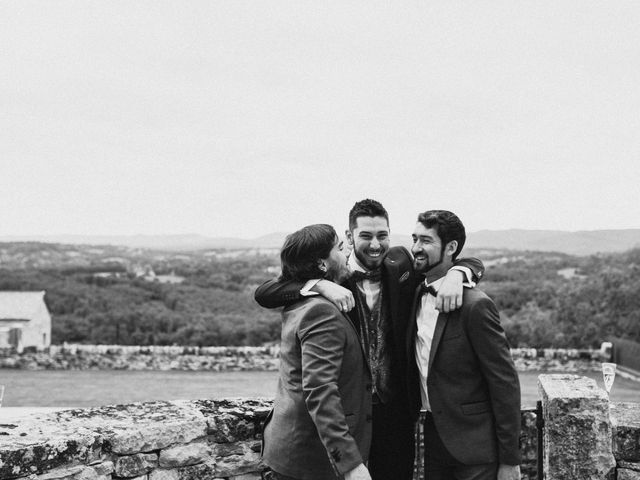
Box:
[255,199,484,480]
[407,210,520,480]
[262,224,372,480]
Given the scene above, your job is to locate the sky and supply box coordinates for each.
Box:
[1,1,639,239]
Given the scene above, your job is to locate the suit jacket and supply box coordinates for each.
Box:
[255,247,485,413]
[406,287,521,466]
[262,297,372,479]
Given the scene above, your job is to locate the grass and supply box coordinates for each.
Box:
[0,369,637,408]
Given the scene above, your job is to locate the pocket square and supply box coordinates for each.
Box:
[399,271,410,283]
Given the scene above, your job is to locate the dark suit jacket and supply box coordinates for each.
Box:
[406,287,521,466]
[255,247,484,413]
[262,297,372,479]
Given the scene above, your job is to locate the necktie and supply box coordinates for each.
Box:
[351,269,382,283]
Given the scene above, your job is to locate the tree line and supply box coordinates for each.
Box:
[1,244,639,348]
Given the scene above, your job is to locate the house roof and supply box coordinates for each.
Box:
[0,291,47,320]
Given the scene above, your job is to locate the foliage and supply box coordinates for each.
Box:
[1,242,640,348]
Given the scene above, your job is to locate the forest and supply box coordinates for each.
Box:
[0,242,639,348]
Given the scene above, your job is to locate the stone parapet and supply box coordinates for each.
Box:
[0,399,271,480]
[539,374,617,479]
[0,345,611,372]
[611,402,640,479]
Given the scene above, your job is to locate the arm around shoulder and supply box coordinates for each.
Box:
[254,278,306,308]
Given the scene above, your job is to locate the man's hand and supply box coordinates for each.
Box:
[313,280,355,312]
[435,269,464,312]
[498,464,521,480]
[344,463,371,480]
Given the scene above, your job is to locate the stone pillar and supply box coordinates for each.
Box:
[538,374,616,480]
[611,402,640,480]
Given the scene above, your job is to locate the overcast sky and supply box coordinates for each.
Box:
[1,1,639,238]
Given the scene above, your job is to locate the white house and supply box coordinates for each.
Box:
[0,291,51,352]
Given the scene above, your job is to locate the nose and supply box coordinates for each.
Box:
[411,242,421,255]
[370,238,380,249]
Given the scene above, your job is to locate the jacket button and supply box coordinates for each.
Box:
[366,414,373,422]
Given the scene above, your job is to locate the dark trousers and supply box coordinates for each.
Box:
[369,400,416,480]
[423,412,497,480]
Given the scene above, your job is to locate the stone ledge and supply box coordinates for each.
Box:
[0,398,272,480]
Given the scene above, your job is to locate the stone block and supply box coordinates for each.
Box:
[159,442,212,467]
[114,453,158,477]
[611,402,640,462]
[619,469,640,480]
[0,421,102,480]
[149,469,180,480]
[35,464,108,480]
[214,451,263,478]
[619,461,640,472]
[539,374,616,480]
[213,442,245,457]
[177,462,217,480]
[229,474,262,480]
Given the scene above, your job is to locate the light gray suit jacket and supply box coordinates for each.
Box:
[263,297,372,479]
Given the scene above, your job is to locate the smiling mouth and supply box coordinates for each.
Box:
[367,251,382,258]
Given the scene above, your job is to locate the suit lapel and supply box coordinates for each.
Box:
[428,312,448,370]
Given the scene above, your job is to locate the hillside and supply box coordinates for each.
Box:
[1,241,639,349]
[3,228,640,255]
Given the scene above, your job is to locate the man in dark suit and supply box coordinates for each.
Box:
[262,224,372,480]
[256,199,484,480]
[407,210,521,480]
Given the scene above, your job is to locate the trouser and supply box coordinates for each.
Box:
[423,412,497,480]
[369,400,416,480]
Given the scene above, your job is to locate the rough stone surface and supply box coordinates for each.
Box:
[193,399,271,443]
[149,468,180,480]
[214,451,262,478]
[539,374,616,480]
[619,469,640,480]
[619,461,640,472]
[611,402,640,462]
[114,452,158,477]
[176,461,218,480]
[159,442,211,468]
[0,420,102,480]
[230,474,262,480]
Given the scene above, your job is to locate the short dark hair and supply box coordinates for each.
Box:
[348,199,389,231]
[280,224,337,281]
[416,210,466,260]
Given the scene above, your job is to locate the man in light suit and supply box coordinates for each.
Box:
[407,210,521,480]
[262,224,372,480]
[256,199,485,480]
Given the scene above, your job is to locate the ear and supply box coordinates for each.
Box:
[445,240,458,258]
[317,259,328,273]
[345,229,354,246]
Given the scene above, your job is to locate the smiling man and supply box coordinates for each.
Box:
[407,210,521,480]
[255,199,484,480]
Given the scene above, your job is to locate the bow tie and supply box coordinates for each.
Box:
[420,283,438,297]
[351,269,382,283]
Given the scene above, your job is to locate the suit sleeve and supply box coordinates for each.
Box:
[465,297,521,465]
[453,257,485,284]
[298,304,364,474]
[254,278,307,308]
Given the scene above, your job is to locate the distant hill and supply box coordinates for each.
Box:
[2,229,640,255]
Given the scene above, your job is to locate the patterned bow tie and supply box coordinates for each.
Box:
[420,283,438,297]
[351,269,382,283]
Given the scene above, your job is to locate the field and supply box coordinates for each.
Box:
[0,369,638,409]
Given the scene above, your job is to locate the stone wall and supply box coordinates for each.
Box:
[0,399,271,480]
[1,384,638,480]
[539,374,640,480]
[0,398,540,480]
[0,344,610,372]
